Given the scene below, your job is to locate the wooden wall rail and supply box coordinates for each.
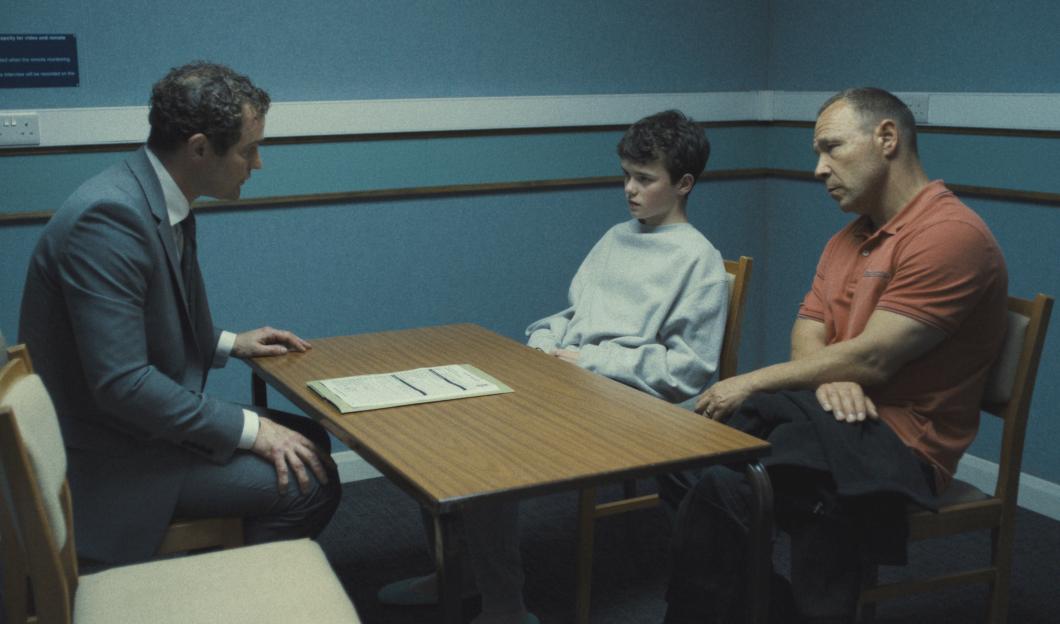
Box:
[3,120,1059,225]
[2,167,1058,226]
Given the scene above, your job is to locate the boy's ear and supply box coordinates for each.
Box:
[676,172,695,196]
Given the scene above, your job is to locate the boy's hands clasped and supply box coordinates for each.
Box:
[551,348,581,364]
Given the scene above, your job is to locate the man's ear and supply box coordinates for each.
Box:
[875,119,899,158]
[185,133,210,160]
[676,172,696,196]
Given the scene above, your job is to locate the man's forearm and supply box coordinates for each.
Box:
[744,309,948,396]
[739,339,892,397]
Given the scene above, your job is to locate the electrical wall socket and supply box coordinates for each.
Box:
[0,113,41,146]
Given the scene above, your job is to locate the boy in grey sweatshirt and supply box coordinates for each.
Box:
[379,110,727,624]
[527,109,727,401]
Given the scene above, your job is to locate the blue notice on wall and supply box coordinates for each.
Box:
[0,34,79,88]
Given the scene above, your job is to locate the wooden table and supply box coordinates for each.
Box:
[246,324,773,623]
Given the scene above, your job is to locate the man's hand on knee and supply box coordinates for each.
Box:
[815,382,878,423]
[251,417,333,494]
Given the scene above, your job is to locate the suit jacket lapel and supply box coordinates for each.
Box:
[126,148,198,338]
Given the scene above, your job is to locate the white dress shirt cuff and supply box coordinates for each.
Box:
[214,330,237,368]
[238,409,261,450]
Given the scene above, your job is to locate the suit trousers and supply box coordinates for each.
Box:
[173,408,341,545]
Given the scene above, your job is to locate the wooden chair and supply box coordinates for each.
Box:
[0,348,243,624]
[857,293,1054,623]
[156,516,243,555]
[0,344,362,624]
[574,256,754,623]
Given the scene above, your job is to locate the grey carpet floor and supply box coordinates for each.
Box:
[319,477,1060,623]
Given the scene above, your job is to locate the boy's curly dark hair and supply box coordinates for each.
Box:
[147,61,270,155]
[617,110,710,185]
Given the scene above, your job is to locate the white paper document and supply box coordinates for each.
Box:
[308,364,512,413]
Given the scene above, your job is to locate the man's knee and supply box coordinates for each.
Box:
[246,471,341,543]
[686,466,752,520]
[297,459,342,527]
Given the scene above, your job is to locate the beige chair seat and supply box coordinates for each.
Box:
[0,345,362,624]
[76,539,359,624]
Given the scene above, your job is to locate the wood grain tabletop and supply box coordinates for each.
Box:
[247,324,768,511]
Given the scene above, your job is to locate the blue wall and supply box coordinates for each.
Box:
[768,0,1060,92]
[2,0,768,109]
[2,1,1059,484]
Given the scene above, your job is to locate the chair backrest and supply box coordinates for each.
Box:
[0,346,31,624]
[718,256,753,381]
[977,294,1053,501]
[0,344,79,624]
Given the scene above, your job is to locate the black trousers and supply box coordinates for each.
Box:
[663,465,864,624]
[661,391,936,624]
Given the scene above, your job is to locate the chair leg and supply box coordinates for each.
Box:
[857,563,878,623]
[2,572,30,624]
[576,487,597,624]
[987,524,1012,624]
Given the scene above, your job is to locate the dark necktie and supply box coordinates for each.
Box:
[180,212,199,318]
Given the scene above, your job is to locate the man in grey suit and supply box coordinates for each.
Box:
[18,62,340,565]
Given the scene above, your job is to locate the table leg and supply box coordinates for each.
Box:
[251,372,268,408]
[434,511,463,624]
[745,462,774,624]
[575,487,598,624]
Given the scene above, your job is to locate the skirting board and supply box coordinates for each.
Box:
[955,454,1060,521]
[334,449,1060,522]
[334,450,383,483]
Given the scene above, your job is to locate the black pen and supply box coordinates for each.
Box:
[391,374,426,396]
[429,368,467,391]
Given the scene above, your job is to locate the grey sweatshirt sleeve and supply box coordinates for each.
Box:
[525,240,599,351]
[577,276,729,402]
[525,304,574,352]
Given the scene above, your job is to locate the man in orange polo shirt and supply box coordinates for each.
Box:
[662,88,1008,623]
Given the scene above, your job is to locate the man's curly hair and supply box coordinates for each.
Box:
[147,61,270,155]
[616,110,710,185]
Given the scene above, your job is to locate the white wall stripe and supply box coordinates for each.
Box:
[333,450,382,484]
[4,91,1060,149]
